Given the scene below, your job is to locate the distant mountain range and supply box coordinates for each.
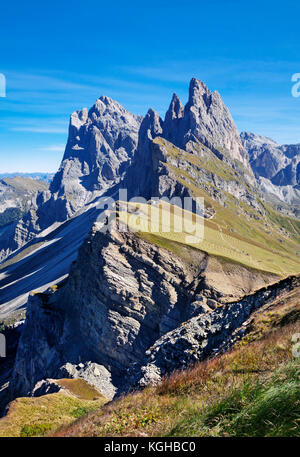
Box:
[0,173,54,183]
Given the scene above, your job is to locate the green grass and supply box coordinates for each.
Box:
[145,137,300,276]
[20,423,53,437]
[71,407,91,419]
[169,362,300,437]
[118,200,300,276]
[56,378,103,401]
[0,381,107,437]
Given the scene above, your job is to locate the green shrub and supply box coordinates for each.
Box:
[71,407,90,418]
[20,423,53,437]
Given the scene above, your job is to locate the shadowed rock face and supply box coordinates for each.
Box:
[163,93,184,145]
[126,109,163,198]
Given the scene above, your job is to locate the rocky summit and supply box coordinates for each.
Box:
[163,78,250,169]
[1,78,300,417]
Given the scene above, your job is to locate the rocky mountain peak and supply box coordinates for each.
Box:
[70,108,88,130]
[126,108,163,198]
[163,94,184,145]
[50,95,142,198]
[92,95,129,116]
[160,78,250,169]
[165,93,184,121]
[187,77,211,106]
[141,108,163,140]
[240,131,279,149]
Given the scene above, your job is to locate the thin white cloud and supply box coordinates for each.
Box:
[40,145,65,152]
[11,126,67,134]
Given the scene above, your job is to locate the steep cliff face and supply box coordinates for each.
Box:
[126,79,255,202]
[10,221,279,400]
[163,93,184,145]
[148,137,260,213]
[127,108,163,198]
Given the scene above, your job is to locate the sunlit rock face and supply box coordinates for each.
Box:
[50,96,142,201]
[163,78,250,169]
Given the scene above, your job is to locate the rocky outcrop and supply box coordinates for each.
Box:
[136,275,300,387]
[10,221,279,401]
[163,93,184,145]
[127,109,163,198]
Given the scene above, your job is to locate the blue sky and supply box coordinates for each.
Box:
[1,0,300,172]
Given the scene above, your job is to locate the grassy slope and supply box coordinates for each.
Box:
[137,137,300,276]
[0,379,107,437]
[52,284,300,437]
[118,200,300,276]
